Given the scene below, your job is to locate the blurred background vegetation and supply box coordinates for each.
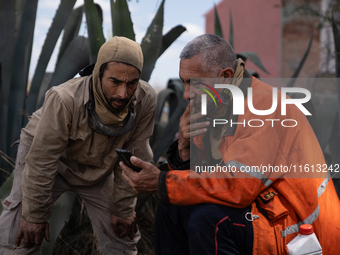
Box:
[0,0,340,254]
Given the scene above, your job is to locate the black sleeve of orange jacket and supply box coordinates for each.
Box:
[166,140,190,170]
[159,140,190,205]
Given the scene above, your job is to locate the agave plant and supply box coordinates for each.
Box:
[213,4,269,77]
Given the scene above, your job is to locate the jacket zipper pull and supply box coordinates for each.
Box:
[245,212,259,221]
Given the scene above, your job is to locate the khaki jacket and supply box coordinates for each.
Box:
[20,75,156,223]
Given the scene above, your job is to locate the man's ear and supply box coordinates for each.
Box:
[218,67,234,79]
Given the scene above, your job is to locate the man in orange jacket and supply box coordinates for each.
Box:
[121,34,340,254]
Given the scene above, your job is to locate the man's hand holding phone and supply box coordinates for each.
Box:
[115,149,142,172]
[119,154,160,194]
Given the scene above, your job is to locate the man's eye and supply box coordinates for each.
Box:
[128,81,138,87]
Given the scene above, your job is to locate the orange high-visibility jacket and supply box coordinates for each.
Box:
[158,77,340,255]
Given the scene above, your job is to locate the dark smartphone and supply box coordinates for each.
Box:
[115,148,142,172]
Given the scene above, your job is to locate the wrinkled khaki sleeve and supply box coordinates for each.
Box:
[110,92,156,218]
[22,89,71,223]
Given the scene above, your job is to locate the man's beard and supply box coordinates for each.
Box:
[106,96,131,110]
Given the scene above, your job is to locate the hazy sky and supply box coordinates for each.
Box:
[31,0,217,89]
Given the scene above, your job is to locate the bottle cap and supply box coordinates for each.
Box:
[299,224,313,235]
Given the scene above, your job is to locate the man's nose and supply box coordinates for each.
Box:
[117,85,128,99]
[184,86,195,100]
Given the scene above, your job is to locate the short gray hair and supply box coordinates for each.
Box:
[180,34,237,75]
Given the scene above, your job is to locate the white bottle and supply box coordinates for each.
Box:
[287,224,322,255]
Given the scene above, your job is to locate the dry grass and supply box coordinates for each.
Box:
[52,194,159,255]
[0,150,15,175]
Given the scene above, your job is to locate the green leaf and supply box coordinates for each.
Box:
[26,0,77,116]
[7,0,38,159]
[229,8,234,48]
[110,0,135,41]
[237,51,269,74]
[84,0,105,63]
[149,122,165,148]
[158,25,186,58]
[154,79,184,136]
[332,12,340,78]
[0,0,16,155]
[152,98,188,162]
[328,112,340,176]
[57,5,84,66]
[311,93,338,151]
[37,36,90,108]
[214,4,223,38]
[331,12,340,129]
[166,78,184,117]
[140,0,165,82]
[53,196,94,253]
[15,0,25,37]
[286,31,314,87]
[289,92,318,137]
[328,111,340,198]
[41,192,76,254]
[0,63,3,155]
[155,89,176,122]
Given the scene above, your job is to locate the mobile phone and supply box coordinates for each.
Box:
[115,148,142,172]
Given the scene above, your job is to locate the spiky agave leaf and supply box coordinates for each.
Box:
[7,0,38,159]
[158,25,186,58]
[84,0,105,63]
[36,36,90,108]
[110,0,135,41]
[237,51,270,74]
[56,5,84,66]
[214,4,223,38]
[26,0,77,116]
[140,0,165,82]
[229,8,233,48]
[286,31,314,87]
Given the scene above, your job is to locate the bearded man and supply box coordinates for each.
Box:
[0,36,156,255]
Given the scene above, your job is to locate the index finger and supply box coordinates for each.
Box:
[120,162,138,188]
[44,223,50,242]
[182,99,194,118]
[119,225,130,238]
[16,229,23,247]
[129,224,135,240]
[34,230,43,245]
[111,222,120,237]
[189,111,206,123]
[120,162,136,177]
[23,231,32,248]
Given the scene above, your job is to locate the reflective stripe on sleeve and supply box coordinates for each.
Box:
[280,171,331,238]
[225,160,272,187]
[317,171,330,197]
[281,206,319,238]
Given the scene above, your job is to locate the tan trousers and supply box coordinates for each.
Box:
[0,142,140,255]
